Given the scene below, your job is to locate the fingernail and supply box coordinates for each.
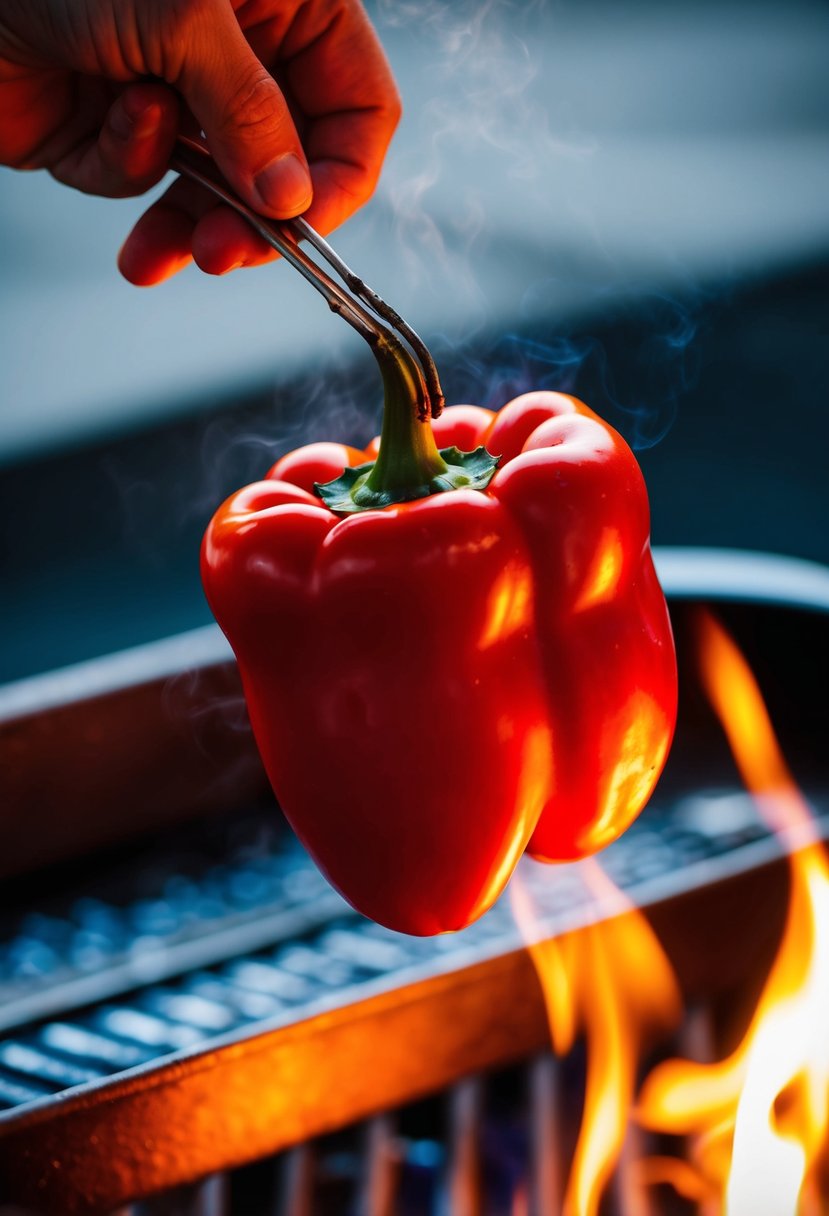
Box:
[111,101,162,142]
[254,153,312,215]
[132,104,162,139]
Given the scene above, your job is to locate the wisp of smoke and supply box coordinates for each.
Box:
[435,283,706,450]
[372,0,595,294]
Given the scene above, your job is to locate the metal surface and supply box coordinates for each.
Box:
[653,548,829,613]
[170,139,443,418]
[277,1144,313,1216]
[3,1049,713,1214]
[528,1053,564,1216]
[443,1078,483,1216]
[0,788,803,1039]
[357,1114,399,1216]
[0,655,266,881]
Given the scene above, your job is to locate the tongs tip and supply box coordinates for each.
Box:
[171,138,444,420]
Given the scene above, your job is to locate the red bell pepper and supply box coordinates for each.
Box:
[202,346,677,935]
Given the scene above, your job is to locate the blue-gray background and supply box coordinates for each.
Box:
[1,0,828,682]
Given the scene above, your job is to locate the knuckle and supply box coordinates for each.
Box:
[338,172,375,212]
[162,0,211,34]
[139,0,213,78]
[311,0,349,25]
[221,68,284,141]
[385,87,403,131]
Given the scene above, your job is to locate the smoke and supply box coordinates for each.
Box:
[190,353,382,519]
[371,0,595,296]
[364,0,707,447]
[434,283,707,451]
[99,347,384,555]
[375,0,589,169]
[161,665,250,742]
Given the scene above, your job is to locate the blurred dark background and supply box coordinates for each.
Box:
[1,0,828,684]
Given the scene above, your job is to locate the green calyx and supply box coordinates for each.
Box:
[316,337,499,515]
[317,445,500,514]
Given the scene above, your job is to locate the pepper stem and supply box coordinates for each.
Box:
[360,339,449,502]
[315,335,499,515]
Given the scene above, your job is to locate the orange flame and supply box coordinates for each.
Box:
[512,860,680,1216]
[513,608,829,1214]
[638,610,829,1215]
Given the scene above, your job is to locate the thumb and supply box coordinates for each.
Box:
[173,1,313,218]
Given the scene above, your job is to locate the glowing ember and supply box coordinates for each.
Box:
[639,610,829,1215]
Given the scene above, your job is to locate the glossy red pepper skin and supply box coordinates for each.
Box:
[202,391,677,935]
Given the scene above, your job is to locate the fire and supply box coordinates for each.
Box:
[638,610,829,1215]
[513,608,829,1215]
[511,861,681,1216]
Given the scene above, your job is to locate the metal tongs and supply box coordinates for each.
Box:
[171,136,444,419]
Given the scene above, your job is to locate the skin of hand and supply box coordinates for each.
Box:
[0,0,401,284]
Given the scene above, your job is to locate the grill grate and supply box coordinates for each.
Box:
[0,814,343,1038]
[0,789,813,1117]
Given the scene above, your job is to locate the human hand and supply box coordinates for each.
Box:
[0,0,400,283]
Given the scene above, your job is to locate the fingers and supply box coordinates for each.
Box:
[171,0,399,233]
[172,0,312,219]
[191,207,277,273]
[50,82,179,198]
[118,176,276,285]
[120,0,402,283]
[117,178,197,286]
[301,110,401,237]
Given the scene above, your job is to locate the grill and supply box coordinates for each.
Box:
[1,548,827,1215]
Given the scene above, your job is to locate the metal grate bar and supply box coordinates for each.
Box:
[356,1115,399,1216]
[0,830,344,1038]
[0,792,778,1041]
[277,1145,314,1216]
[528,1052,565,1216]
[442,1077,484,1216]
